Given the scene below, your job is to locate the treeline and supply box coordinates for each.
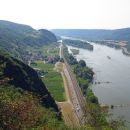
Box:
[52,28,130,42]
[63,46,98,104]
[93,40,120,49]
[63,39,93,51]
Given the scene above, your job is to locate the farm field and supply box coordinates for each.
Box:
[39,44,59,56]
[31,60,66,102]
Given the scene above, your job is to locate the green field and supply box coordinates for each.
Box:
[31,60,65,102]
[43,72,65,102]
[26,44,59,60]
[39,44,59,56]
[34,60,54,72]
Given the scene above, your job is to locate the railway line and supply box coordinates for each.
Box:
[59,41,87,124]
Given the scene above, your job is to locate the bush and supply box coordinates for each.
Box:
[78,60,86,68]
[87,89,98,104]
[0,85,57,130]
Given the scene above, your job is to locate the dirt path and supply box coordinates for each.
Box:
[58,102,79,128]
[61,71,71,103]
[57,63,79,128]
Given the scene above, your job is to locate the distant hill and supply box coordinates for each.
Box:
[0,20,57,59]
[0,50,59,111]
[52,28,130,43]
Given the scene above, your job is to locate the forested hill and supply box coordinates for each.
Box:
[0,20,57,59]
[52,28,130,42]
[0,50,59,111]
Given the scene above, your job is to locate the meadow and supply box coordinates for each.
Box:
[31,60,66,102]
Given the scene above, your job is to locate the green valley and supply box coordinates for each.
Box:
[0,20,127,130]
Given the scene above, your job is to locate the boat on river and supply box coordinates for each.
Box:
[107,56,111,59]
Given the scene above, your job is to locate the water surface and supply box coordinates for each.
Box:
[68,43,130,128]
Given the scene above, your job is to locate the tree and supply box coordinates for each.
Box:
[0,86,47,130]
[79,60,86,67]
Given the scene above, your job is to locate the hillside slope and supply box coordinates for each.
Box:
[52,28,130,42]
[0,20,57,60]
[0,50,59,111]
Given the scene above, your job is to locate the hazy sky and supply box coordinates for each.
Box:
[0,0,130,29]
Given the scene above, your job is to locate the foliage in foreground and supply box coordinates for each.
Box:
[0,85,68,130]
[1,85,112,130]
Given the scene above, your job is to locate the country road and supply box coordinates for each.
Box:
[58,70,79,128]
[59,41,87,124]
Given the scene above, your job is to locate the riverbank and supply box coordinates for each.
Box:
[63,39,93,50]
[63,45,111,128]
[70,49,79,55]
[67,43,130,129]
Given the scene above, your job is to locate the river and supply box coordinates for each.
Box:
[67,42,130,129]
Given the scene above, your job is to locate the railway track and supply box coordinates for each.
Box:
[60,42,87,124]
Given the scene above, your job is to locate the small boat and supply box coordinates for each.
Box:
[107,56,111,59]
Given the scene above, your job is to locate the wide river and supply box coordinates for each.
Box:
[67,43,130,128]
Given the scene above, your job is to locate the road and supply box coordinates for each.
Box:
[58,71,80,128]
[59,41,87,124]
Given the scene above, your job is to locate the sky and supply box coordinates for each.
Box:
[0,0,130,29]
